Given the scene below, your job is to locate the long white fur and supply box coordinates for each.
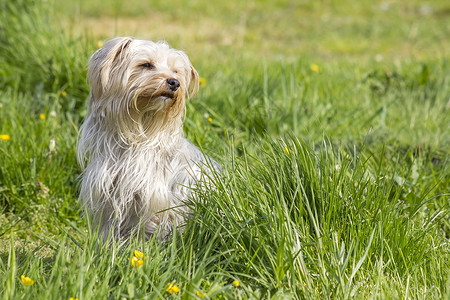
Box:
[77,37,219,242]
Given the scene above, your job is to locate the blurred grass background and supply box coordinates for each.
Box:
[56,0,449,62]
[0,0,449,298]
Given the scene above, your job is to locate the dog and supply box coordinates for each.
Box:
[77,37,219,242]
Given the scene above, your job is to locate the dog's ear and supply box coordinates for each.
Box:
[188,64,199,99]
[88,37,133,98]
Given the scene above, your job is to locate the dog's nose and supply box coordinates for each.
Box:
[166,78,180,92]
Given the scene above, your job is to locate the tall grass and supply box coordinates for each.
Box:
[1,137,448,298]
[0,0,93,114]
[0,0,448,299]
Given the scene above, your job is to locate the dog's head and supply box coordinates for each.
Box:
[86,37,199,141]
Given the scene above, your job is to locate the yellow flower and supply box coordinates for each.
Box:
[310,63,321,73]
[196,290,205,298]
[0,134,10,141]
[284,147,290,155]
[130,256,144,267]
[97,40,104,48]
[134,250,145,259]
[207,117,212,122]
[69,298,79,300]
[40,114,45,120]
[199,77,206,87]
[61,90,67,97]
[167,283,180,294]
[232,280,239,287]
[129,250,146,267]
[21,275,35,286]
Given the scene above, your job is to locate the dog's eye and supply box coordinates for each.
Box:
[141,63,154,69]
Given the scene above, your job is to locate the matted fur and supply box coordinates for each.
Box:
[77,37,219,242]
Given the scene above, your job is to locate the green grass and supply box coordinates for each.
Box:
[0,0,449,298]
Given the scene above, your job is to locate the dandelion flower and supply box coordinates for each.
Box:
[284,147,290,155]
[69,298,79,300]
[207,117,212,122]
[310,64,321,73]
[167,283,180,294]
[232,280,239,287]
[0,134,10,141]
[199,77,206,87]
[40,114,45,120]
[196,290,205,298]
[21,275,35,286]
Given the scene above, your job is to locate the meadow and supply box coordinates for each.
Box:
[0,0,449,298]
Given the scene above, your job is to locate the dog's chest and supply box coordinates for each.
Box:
[122,145,192,208]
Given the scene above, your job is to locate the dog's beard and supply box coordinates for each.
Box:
[133,76,186,118]
[93,77,187,145]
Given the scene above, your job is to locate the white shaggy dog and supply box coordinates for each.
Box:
[77,37,219,242]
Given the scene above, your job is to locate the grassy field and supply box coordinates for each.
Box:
[0,0,449,298]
